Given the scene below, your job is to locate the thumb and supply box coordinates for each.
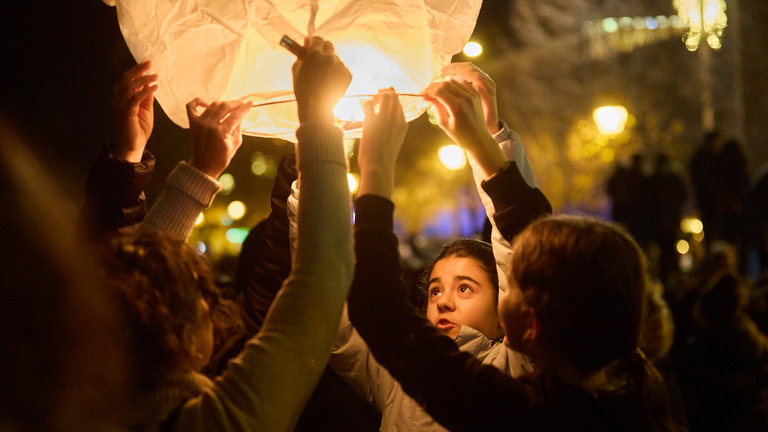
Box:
[186,98,208,122]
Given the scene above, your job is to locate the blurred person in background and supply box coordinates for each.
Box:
[0,119,128,431]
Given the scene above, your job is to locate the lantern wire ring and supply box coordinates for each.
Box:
[247,93,422,108]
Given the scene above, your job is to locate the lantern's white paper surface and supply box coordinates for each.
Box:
[106,0,482,142]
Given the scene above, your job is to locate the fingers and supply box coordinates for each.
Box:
[307,36,334,55]
[441,62,494,92]
[186,97,209,120]
[363,99,375,118]
[421,80,477,115]
[129,83,158,108]
[365,88,403,120]
[122,60,152,81]
[187,99,249,132]
[220,103,251,132]
[115,63,159,108]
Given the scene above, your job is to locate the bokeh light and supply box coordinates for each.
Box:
[681,217,704,234]
[438,145,467,170]
[219,173,235,193]
[463,41,483,57]
[676,239,691,255]
[593,105,629,135]
[602,18,619,33]
[227,201,246,220]
[226,228,250,244]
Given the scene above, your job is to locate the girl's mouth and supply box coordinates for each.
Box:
[436,318,455,330]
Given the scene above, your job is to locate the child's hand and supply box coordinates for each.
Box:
[357,88,408,199]
[421,80,505,179]
[112,61,158,162]
[421,79,492,151]
[186,98,251,179]
[292,37,352,124]
[441,62,500,134]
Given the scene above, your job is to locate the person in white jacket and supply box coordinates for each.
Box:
[284,64,550,431]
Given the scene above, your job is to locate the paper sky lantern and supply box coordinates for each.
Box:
[104,0,483,142]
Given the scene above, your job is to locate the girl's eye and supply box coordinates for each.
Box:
[429,287,441,297]
[458,285,473,294]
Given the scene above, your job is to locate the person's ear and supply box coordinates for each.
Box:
[522,313,540,345]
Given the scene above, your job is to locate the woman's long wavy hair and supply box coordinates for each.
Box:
[510,215,682,431]
[103,231,241,391]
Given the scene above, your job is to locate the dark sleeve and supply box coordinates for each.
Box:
[480,161,552,241]
[80,142,155,240]
[347,195,535,432]
[236,153,297,334]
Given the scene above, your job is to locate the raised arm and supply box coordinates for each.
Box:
[80,61,157,239]
[346,74,545,431]
[139,99,250,239]
[174,36,355,431]
[423,63,550,291]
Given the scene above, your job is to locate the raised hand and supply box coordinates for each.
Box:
[441,62,500,134]
[357,88,408,199]
[291,36,352,124]
[112,61,158,162]
[186,98,251,179]
[421,80,505,178]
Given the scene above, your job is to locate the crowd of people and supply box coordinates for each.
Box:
[606,123,768,430]
[2,35,765,431]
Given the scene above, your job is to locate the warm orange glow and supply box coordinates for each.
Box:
[109,0,483,143]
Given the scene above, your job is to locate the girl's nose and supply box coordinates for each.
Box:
[437,292,455,311]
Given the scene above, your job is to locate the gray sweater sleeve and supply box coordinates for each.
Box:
[173,123,354,431]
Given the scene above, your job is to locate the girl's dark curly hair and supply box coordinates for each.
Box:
[103,231,226,390]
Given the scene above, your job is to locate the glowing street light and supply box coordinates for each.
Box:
[673,0,727,51]
[593,105,629,135]
[438,145,467,170]
[463,41,483,57]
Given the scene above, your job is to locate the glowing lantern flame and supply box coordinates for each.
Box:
[105,0,483,142]
[439,145,467,170]
[347,173,359,194]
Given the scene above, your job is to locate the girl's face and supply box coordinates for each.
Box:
[426,256,503,341]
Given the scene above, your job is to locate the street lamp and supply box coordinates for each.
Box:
[673,0,727,51]
[593,105,629,135]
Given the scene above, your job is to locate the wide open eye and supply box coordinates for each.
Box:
[429,286,442,297]
[458,284,473,294]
